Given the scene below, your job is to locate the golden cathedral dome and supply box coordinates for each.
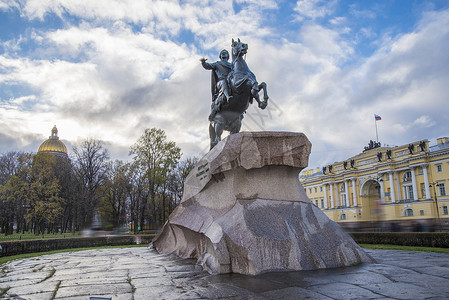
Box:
[38,125,68,157]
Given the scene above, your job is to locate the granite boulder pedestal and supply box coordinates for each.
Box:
[152,131,373,275]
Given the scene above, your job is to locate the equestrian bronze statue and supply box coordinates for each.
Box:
[201,39,269,149]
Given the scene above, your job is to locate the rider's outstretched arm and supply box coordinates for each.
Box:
[200,58,215,70]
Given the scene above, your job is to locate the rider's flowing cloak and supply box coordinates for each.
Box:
[211,68,218,102]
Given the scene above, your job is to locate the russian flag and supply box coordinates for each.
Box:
[375,114,381,121]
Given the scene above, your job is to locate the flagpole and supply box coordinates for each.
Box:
[374,114,380,143]
[375,118,379,143]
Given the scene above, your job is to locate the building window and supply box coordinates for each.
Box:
[403,171,412,182]
[404,208,414,217]
[437,164,442,172]
[315,200,318,206]
[320,199,324,208]
[309,188,312,194]
[339,213,346,220]
[438,183,446,196]
[320,186,323,192]
[402,171,414,201]
[340,184,347,207]
[443,206,448,215]
[314,187,317,193]
[420,210,424,216]
[404,185,414,201]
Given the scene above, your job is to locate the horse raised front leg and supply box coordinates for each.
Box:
[256,82,268,109]
[258,82,269,101]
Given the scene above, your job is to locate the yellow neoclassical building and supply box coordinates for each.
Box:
[300,138,449,231]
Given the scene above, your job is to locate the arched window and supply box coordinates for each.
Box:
[403,208,414,217]
[339,213,346,220]
[403,171,412,182]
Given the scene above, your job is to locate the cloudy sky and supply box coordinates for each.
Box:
[1,0,449,171]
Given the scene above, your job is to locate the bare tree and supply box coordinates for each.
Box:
[54,156,77,233]
[0,151,28,185]
[72,139,110,230]
[167,157,199,212]
[125,161,147,233]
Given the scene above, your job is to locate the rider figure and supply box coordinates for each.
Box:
[200,49,233,120]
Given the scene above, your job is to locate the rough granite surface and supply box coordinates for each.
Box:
[152,131,374,275]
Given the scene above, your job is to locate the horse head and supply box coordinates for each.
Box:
[231,38,248,58]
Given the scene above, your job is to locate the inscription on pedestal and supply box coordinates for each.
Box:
[196,162,209,181]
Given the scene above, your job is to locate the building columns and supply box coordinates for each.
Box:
[351,178,358,206]
[410,167,419,201]
[329,183,334,209]
[335,183,340,207]
[378,174,385,203]
[388,172,396,203]
[422,165,431,200]
[323,184,328,209]
[395,171,401,201]
[344,180,349,207]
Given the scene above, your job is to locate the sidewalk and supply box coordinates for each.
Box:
[1,247,448,299]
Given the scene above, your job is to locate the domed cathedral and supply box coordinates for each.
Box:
[38,125,68,159]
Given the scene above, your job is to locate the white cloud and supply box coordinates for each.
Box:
[0,0,20,11]
[294,0,337,21]
[1,1,449,169]
[413,115,436,128]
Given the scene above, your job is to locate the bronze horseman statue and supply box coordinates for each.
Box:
[201,39,269,149]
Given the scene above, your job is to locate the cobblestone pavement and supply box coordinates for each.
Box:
[1,247,449,299]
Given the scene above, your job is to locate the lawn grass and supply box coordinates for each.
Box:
[0,231,151,241]
[359,244,449,254]
[0,244,148,266]
[0,232,81,241]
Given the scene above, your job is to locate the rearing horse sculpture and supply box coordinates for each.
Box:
[209,39,269,149]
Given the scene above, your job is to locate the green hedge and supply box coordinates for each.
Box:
[0,235,154,257]
[3,233,446,257]
[350,232,449,248]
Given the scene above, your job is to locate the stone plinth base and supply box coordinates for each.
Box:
[152,132,373,275]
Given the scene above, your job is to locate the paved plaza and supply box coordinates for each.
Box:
[1,246,449,299]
